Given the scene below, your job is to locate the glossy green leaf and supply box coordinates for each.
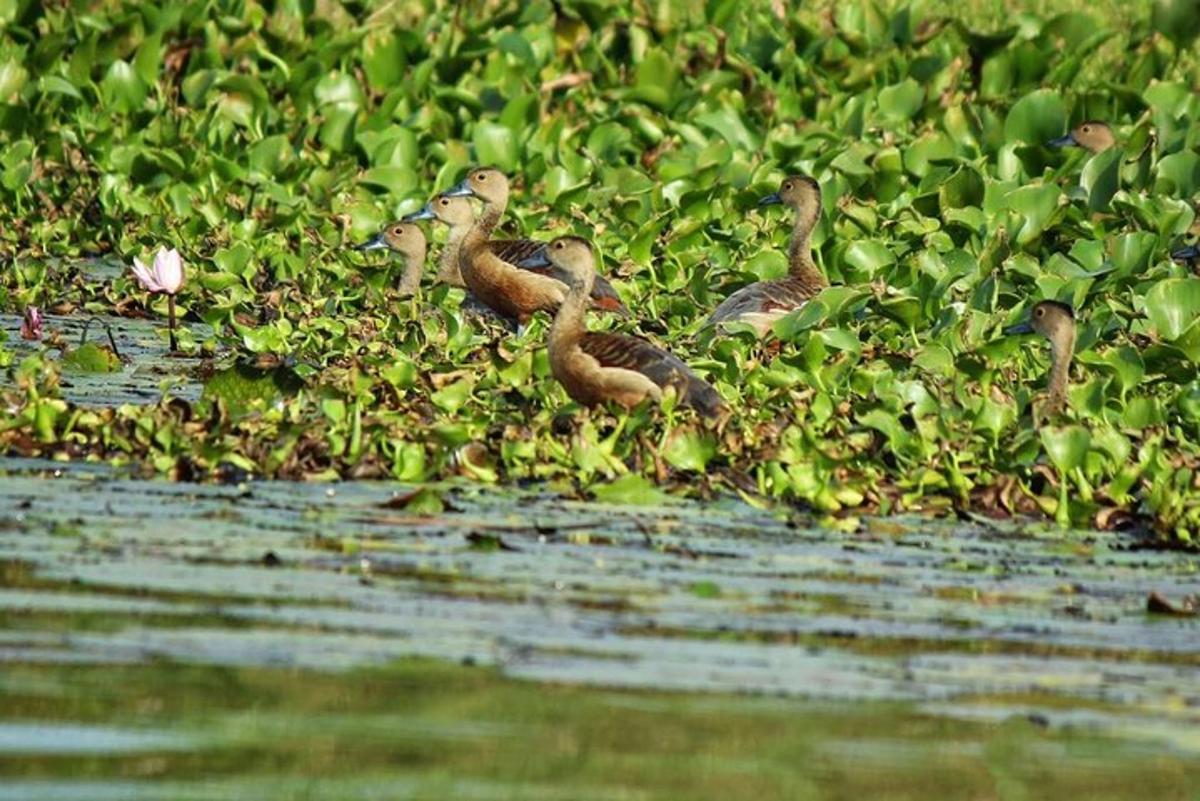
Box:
[1041,426,1091,474]
[1145,278,1200,341]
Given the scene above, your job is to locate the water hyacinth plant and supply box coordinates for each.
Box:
[130,247,185,352]
[0,0,1196,541]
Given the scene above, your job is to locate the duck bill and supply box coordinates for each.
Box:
[442,179,474,198]
[757,192,782,207]
[402,205,437,222]
[1047,133,1078,148]
[353,233,388,251]
[1171,245,1199,262]
[1004,321,1035,335]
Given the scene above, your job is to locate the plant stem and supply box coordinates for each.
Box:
[167,294,178,353]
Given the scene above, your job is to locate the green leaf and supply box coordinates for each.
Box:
[630,48,678,110]
[472,120,518,172]
[247,135,293,177]
[1040,426,1090,473]
[592,473,671,505]
[1005,184,1061,246]
[38,75,82,101]
[1152,0,1200,46]
[1155,151,1200,197]
[361,31,408,89]
[1080,149,1120,211]
[62,343,121,373]
[877,79,924,122]
[100,60,147,113]
[1004,89,1066,146]
[359,166,418,197]
[663,430,717,472]
[1145,278,1200,341]
[843,240,894,274]
[431,379,473,414]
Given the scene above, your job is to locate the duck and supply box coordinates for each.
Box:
[1004,300,1076,418]
[706,175,828,336]
[402,194,547,286]
[1048,121,1116,154]
[403,193,627,313]
[439,167,571,326]
[545,235,725,419]
[353,221,426,296]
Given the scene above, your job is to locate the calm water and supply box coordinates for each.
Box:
[1,458,1199,799]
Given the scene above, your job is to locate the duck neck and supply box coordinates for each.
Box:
[550,274,592,355]
[397,244,425,295]
[437,224,468,286]
[463,203,502,252]
[1046,328,1075,411]
[787,205,827,291]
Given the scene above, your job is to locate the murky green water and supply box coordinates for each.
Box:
[2,458,1199,798]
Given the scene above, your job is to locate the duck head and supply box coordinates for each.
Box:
[1047,121,1115,153]
[444,167,510,207]
[545,236,595,288]
[354,221,426,258]
[403,193,476,227]
[758,175,821,217]
[1004,299,1075,341]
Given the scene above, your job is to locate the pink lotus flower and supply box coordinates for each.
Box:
[20,306,42,341]
[131,247,185,352]
[131,247,185,295]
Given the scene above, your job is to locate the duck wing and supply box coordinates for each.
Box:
[514,253,628,314]
[707,278,815,331]
[490,239,548,268]
[580,333,724,419]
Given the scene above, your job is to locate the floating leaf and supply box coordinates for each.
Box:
[592,473,671,505]
[1004,89,1066,146]
[1145,278,1200,341]
[1041,426,1091,474]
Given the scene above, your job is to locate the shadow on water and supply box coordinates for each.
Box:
[0,459,1198,798]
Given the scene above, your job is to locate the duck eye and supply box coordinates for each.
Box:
[1082,125,1091,133]
[1035,307,1045,317]
[477,174,487,182]
[783,182,792,190]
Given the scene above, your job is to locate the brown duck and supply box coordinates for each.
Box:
[545,236,725,419]
[706,176,828,336]
[353,221,426,296]
[1005,300,1076,417]
[445,167,630,326]
[1048,121,1116,154]
[403,193,626,313]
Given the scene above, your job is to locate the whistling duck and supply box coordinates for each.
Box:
[1048,121,1116,153]
[706,175,828,336]
[545,236,725,419]
[1172,244,1198,264]
[1005,300,1076,417]
[354,221,425,296]
[403,194,627,313]
[442,167,591,326]
[402,194,545,286]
